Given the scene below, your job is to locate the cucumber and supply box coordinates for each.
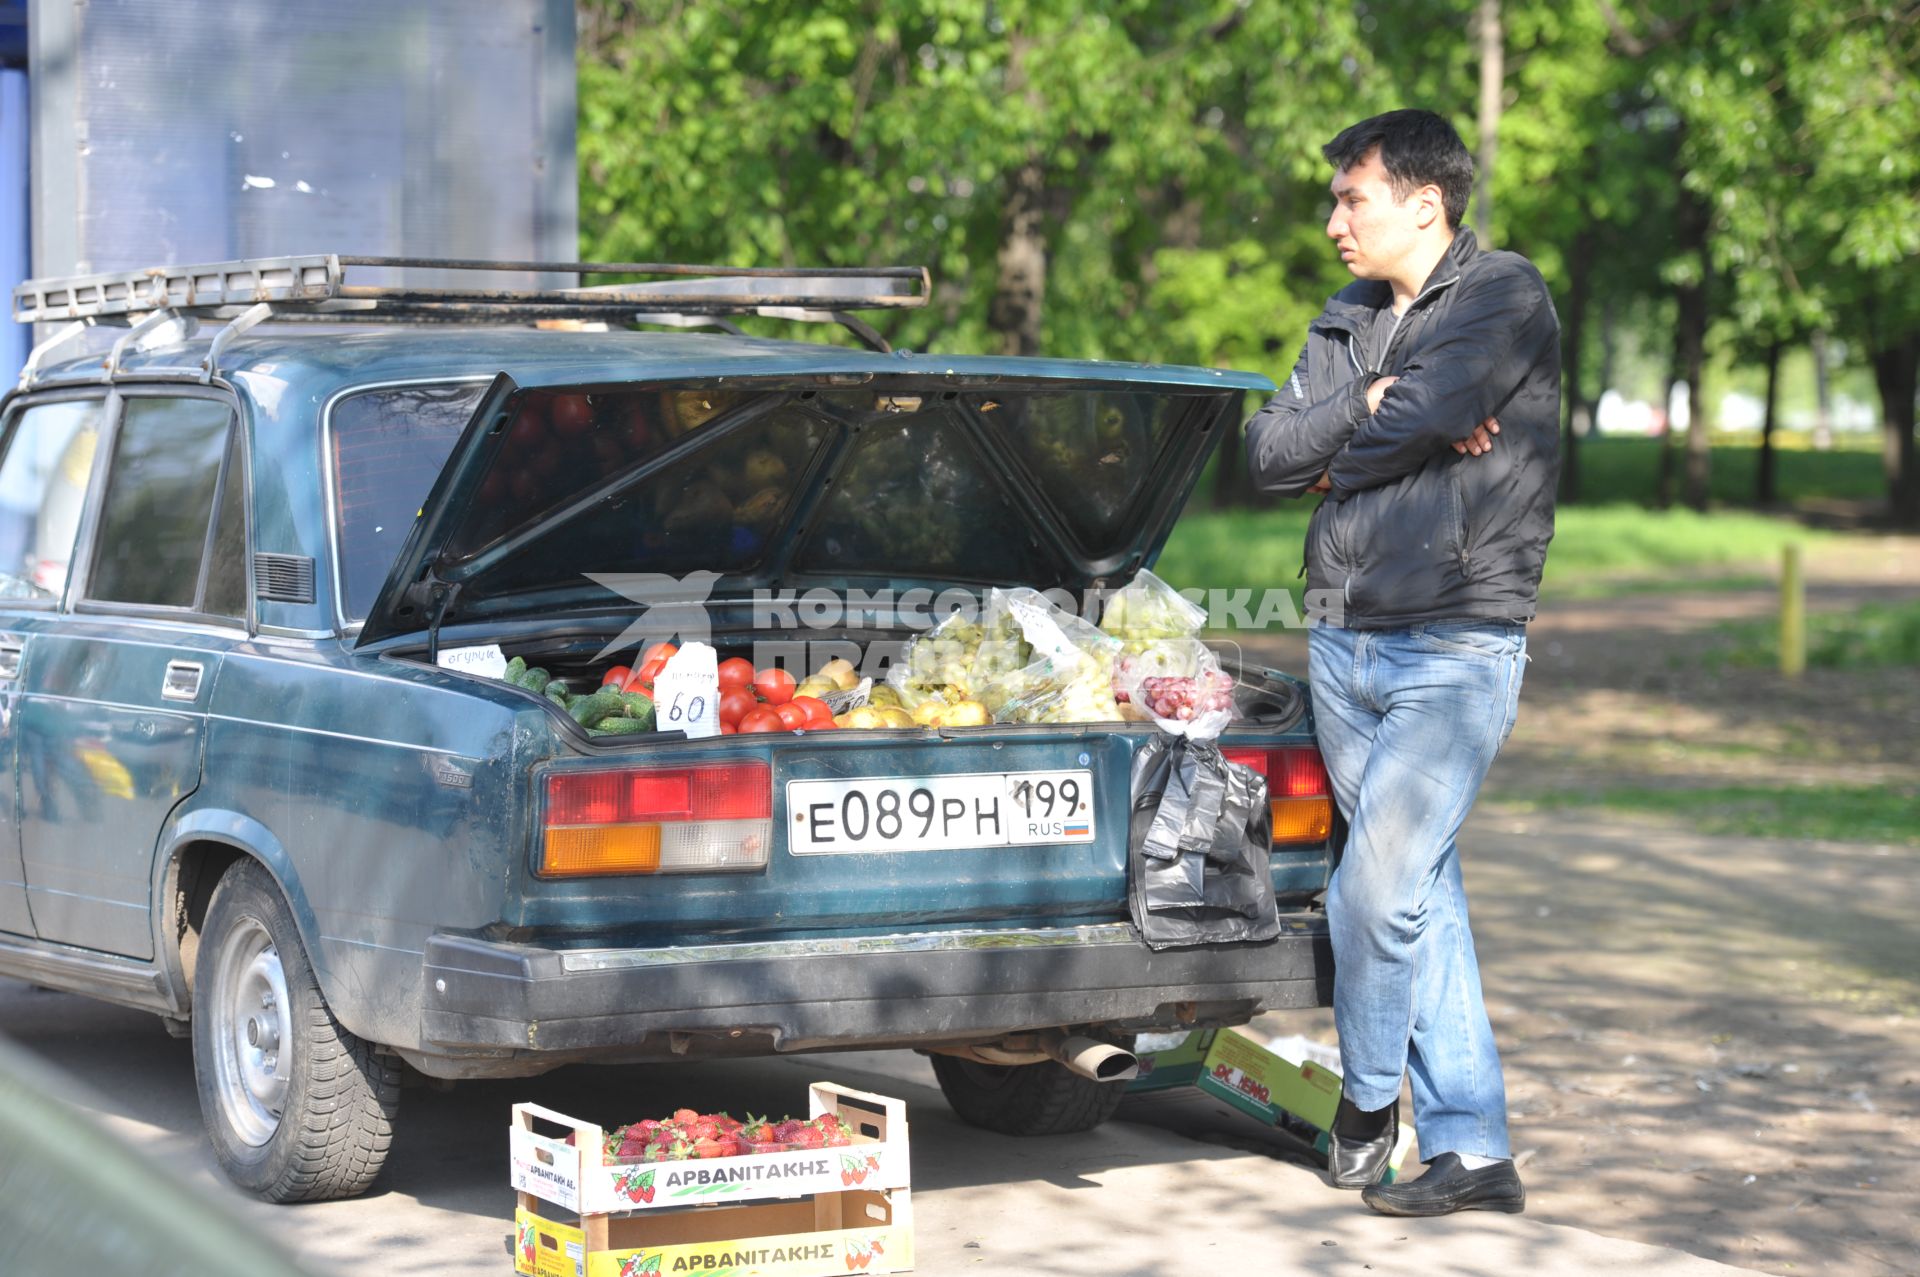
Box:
[544,684,572,710]
[589,716,651,736]
[568,687,624,728]
[504,656,527,684]
[521,667,552,694]
[617,690,656,731]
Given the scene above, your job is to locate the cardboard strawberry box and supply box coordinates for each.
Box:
[513,1186,912,1277]
[510,1082,910,1217]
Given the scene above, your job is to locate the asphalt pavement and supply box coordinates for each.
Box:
[0,975,1768,1277]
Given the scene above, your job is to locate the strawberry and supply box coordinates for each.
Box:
[671,1108,701,1124]
[841,1169,853,1185]
[692,1136,735,1159]
[639,1183,655,1203]
[786,1126,826,1150]
[772,1118,806,1143]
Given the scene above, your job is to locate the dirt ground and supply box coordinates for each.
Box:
[1235,534,1920,1277]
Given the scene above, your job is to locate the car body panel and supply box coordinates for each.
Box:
[0,325,1325,1074]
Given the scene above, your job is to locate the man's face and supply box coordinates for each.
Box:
[1326,149,1426,281]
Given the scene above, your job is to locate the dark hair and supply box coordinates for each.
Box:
[1322,110,1474,229]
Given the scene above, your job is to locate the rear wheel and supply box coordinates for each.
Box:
[930,1051,1129,1136]
[191,860,401,1201]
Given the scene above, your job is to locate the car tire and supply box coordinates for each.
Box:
[930,1049,1129,1136]
[191,859,401,1202]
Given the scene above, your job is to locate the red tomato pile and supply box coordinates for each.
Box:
[714,656,834,734]
[597,649,833,734]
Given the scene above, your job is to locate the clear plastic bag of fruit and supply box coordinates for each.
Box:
[887,596,1030,711]
[975,588,1124,724]
[1098,568,1207,651]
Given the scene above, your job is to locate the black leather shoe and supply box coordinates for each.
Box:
[1327,1099,1398,1189]
[1361,1152,1526,1216]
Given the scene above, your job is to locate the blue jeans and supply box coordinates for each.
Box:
[1306,619,1527,1160]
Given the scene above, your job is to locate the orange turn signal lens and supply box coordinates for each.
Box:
[541,824,663,876]
[1270,797,1332,844]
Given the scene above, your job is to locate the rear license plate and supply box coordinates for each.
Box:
[786,769,1095,854]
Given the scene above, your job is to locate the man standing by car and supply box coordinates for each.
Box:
[1244,109,1560,1216]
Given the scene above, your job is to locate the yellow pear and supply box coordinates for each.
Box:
[867,683,903,708]
[795,676,837,701]
[941,700,990,727]
[843,706,885,730]
[820,658,859,691]
[910,700,947,727]
[877,707,915,729]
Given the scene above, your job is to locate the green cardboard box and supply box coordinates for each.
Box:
[1130,1028,1414,1183]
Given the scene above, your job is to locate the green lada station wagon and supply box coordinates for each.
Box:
[0,256,1333,1201]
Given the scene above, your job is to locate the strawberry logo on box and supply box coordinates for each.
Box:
[617,1254,662,1277]
[518,1221,537,1271]
[615,1165,657,1204]
[842,1238,886,1272]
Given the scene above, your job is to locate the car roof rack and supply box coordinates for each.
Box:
[11,253,931,357]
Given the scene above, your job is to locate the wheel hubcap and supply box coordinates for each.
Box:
[210,916,291,1147]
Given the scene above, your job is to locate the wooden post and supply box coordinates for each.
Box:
[1780,543,1805,678]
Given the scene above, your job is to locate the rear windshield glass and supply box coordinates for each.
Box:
[331,381,489,620]
[456,396,832,600]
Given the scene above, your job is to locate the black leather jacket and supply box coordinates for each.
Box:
[1245,230,1561,628]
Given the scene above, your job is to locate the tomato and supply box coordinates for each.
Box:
[790,695,833,727]
[508,410,548,448]
[805,716,837,730]
[736,706,784,734]
[600,665,632,688]
[719,721,738,734]
[717,686,759,727]
[641,642,678,666]
[752,667,797,706]
[717,657,756,688]
[549,393,595,437]
[773,702,808,730]
[625,656,668,691]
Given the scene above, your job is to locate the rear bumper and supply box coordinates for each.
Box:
[419,917,1330,1067]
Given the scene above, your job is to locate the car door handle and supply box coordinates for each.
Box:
[162,660,205,702]
[0,640,21,681]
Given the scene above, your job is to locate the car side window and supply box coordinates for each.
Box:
[0,397,106,601]
[201,430,250,620]
[88,396,239,613]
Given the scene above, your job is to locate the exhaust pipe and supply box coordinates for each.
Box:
[927,1031,1141,1083]
[1043,1032,1139,1083]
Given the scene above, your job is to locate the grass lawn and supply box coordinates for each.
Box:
[1162,435,1877,610]
[1711,597,1920,670]
[1154,502,1824,608]
[1497,782,1920,847]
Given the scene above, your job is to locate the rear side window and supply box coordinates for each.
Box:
[0,397,105,600]
[88,396,239,612]
[330,382,489,620]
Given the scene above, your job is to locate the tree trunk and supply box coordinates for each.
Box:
[1810,329,1834,450]
[989,37,1047,358]
[1872,334,1920,526]
[1757,340,1782,507]
[1474,0,1503,244]
[989,155,1048,358]
[1559,226,1592,503]
[1675,189,1712,511]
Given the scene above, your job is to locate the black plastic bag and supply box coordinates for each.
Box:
[1127,734,1280,949]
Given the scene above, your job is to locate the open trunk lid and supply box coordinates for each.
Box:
[353,357,1271,648]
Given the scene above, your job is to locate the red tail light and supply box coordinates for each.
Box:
[541,762,772,877]
[1223,746,1334,845]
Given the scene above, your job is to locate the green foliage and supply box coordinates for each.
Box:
[577,1,1919,500]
